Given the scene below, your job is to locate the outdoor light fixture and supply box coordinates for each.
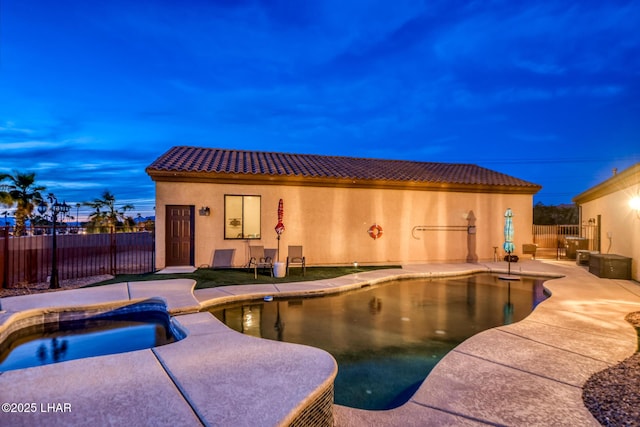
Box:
[39,194,71,289]
[199,206,211,216]
[630,192,640,219]
[37,202,47,216]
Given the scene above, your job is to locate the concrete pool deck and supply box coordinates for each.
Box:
[1,260,639,426]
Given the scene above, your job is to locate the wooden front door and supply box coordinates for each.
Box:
[166,205,194,266]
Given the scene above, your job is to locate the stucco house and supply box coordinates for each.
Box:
[146,146,541,270]
[573,163,640,281]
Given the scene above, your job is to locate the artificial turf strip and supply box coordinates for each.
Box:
[85,266,401,290]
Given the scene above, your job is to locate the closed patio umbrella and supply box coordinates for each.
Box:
[503,208,515,255]
[275,199,285,262]
[501,208,519,280]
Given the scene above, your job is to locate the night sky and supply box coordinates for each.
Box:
[2,1,639,218]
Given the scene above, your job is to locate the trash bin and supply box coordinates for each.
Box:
[273,262,286,278]
[565,237,588,260]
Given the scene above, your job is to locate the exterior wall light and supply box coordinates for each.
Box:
[199,206,211,216]
[630,194,640,219]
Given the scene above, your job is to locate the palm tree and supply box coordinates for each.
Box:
[1,184,13,227]
[1,183,13,206]
[84,190,135,232]
[0,171,46,236]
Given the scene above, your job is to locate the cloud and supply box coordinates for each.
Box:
[432,2,640,77]
[2,0,638,209]
[0,115,158,214]
[2,140,66,151]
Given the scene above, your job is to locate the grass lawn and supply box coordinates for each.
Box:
[86,265,401,290]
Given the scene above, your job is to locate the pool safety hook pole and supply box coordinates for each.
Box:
[411,225,469,239]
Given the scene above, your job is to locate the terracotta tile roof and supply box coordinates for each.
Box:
[146,146,541,191]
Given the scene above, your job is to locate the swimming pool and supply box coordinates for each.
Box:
[210,273,548,409]
[0,302,184,372]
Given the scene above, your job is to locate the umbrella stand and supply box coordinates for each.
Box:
[500,254,520,281]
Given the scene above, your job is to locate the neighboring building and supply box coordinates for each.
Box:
[573,163,640,281]
[146,146,541,269]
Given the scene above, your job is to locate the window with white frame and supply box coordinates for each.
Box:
[224,195,261,239]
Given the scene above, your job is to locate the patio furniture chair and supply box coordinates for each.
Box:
[265,248,277,262]
[211,249,235,269]
[248,245,273,279]
[286,245,306,276]
[522,244,537,260]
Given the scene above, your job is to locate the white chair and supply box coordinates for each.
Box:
[286,245,306,276]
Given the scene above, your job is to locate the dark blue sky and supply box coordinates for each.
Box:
[2,1,639,218]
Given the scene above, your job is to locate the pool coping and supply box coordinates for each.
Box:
[1,260,639,426]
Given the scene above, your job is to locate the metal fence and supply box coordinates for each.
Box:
[1,226,155,288]
[532,224,599,259]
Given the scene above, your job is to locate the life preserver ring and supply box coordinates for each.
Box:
[368,224,383,240]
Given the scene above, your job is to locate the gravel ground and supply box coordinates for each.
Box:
[582,312,640,427]
[0,275,113,298]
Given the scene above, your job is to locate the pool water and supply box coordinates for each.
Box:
[210,273,548,410]
[0,312,179,372]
